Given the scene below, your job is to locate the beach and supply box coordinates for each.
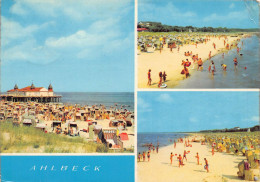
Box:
[0,92,135,153]
[138,134,255,182]
[137,33,249,88]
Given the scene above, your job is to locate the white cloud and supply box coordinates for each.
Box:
[156,93,173,103]
[139,2,197,22]
[189,117,198,123]
[10,0,131,21]
[250,116,259,122]
[1,17,40,46]
[203,11,247,22]
[138,97,152,112]
[229,3,235,9]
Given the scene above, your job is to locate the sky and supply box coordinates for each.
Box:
[1,0,134,92]
[138,0,259,28]
[138,91,259,133]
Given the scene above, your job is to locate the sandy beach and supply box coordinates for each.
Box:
[138,34,244,88]
[137,135,249,182]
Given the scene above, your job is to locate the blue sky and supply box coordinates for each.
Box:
[138,91,259,132]
[139,0,259,28]
[1,0,134,92]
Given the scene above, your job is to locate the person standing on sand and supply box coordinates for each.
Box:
[212,146,214,156]
[195,152,200,165]
[158,72,163,87]
[153,146,155,153]
[177,154,183,167]
[138,152,141,162]
[162,71,167,82]
[143,151,146,162]
[204,158,209,173]
[170,152,174,165]
[147,152,150,162]
[156,145,159,153]
[183,150,187,162]
[147,69,152,86]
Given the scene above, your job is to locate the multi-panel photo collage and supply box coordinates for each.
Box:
[1,0,259,181]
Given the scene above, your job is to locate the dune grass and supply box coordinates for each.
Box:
[0,121,132,153]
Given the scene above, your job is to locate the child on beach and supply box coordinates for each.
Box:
[209,51,212,60]
[212,147,214,156]
[147,69,152,86]
[162,71,167,82]
[170,152,174,165]
[153,146,155,153]
[156,145,159,153]
[143,152,146,162]
[204,158,209,173]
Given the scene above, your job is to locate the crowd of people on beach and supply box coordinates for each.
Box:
[138,134,260,179]
[138,137,210,173]
[142,33,247,88]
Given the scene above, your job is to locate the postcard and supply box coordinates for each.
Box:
[1,0,135,181]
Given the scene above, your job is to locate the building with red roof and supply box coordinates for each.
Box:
[1,83,61,103]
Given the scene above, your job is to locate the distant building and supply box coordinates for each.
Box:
[1,83,61,102]
[137,28,148,32]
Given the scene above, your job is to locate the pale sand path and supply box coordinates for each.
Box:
[138,136,246,182]
[138,36,242,88]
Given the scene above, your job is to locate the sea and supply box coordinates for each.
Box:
[176,35,260,88]
[57,92,134,111]
[138,132,189,153]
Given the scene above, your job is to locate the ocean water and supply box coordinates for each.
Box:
[138,132,189,153]
[176,35,260,88]
[57,92,134,111]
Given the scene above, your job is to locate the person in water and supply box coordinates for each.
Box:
[209,61,216,76]
[233,57,238,70]
[197,58,203,71]
[221,64,227,71]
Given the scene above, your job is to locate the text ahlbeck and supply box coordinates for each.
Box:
[30,165,101,171]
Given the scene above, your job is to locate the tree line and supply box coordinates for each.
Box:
[137,22,258,32]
